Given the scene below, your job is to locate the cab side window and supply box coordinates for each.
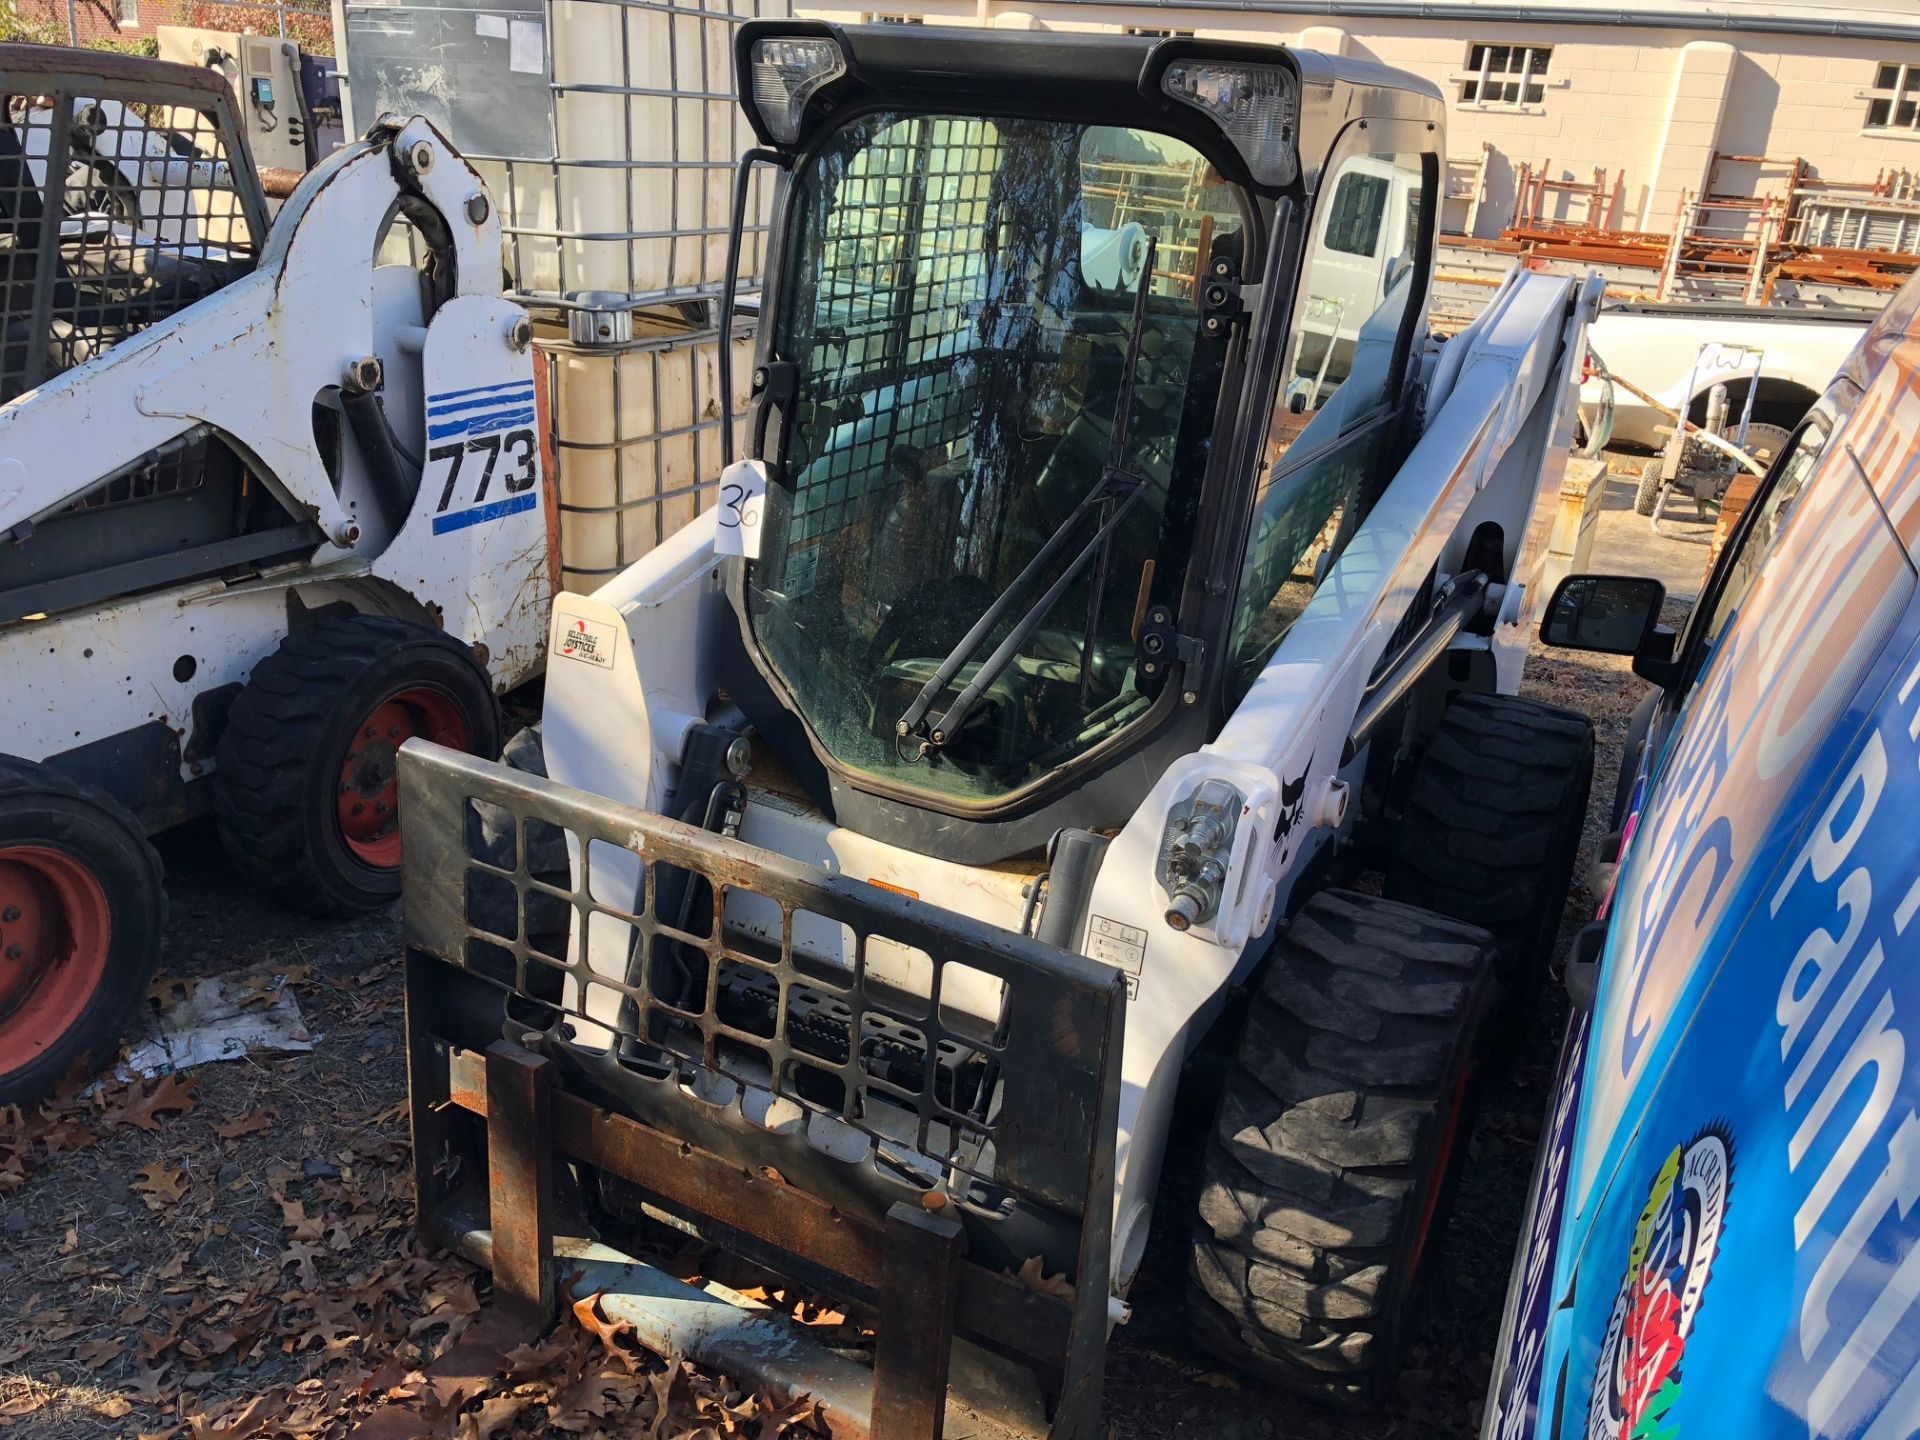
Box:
[1226,147,1431,697]
[1695,418,1829,660]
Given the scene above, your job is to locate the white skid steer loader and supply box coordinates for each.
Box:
[393,24,1601,1436]
[0,46,550,1106]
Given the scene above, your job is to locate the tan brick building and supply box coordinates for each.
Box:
[795,0,1920,238]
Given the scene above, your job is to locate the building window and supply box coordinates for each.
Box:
[115,0,138,26]
[1123,26,1192,38]
[1866,64,1920,130]
[1459,44,1549,107]
[870,13,924,22]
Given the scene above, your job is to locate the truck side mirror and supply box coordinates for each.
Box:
[1540,573,1667,663]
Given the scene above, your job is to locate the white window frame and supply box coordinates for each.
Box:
[1863,64,1920,133]
[1453,43,1551,112]
[115,0,139,28]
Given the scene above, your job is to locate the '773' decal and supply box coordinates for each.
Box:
[429,427,539,535]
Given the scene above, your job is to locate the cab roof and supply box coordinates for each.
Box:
[735,21,1446,196]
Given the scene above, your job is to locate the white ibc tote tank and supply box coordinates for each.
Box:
[499,0,782,302]
[543,314,755,592]
[519,0,785,587]
[339,0,787,594]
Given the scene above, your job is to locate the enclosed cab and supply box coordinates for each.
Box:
[715,24,1452,861]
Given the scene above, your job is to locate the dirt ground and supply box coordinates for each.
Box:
[0,462,1696,1440]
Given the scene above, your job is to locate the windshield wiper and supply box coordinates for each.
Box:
[894,238,1158,758]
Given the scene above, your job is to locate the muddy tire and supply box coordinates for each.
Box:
[1188,890,1496,1405]
[213,614,500,915]
[1384,692,1592,1030]
[0,757,165,1107]
[1633,459,1663,516]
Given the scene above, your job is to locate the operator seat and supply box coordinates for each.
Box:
[0,114,83,402]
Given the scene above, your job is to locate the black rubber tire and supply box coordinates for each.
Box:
[1634,459,1663,516]
[0,756,166,1108]
[1384,692,1594,1029]
[212,613,501,915]
[1188,890,1497,1405]
[1739,421,1795,469]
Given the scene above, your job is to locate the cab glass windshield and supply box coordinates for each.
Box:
[747,111,1244,802]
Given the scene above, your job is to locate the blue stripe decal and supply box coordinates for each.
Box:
[427,379,538,406]
[432,491,538,534]
[428,407,536,441]
[428,385,536,418]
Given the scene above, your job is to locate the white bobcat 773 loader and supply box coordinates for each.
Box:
[395,24,1600,1436]
[0,47,548,1106]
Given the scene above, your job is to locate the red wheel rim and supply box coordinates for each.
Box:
[1409,1065,1473,1282]
[336,687,471,869]
[0,845,113,1075]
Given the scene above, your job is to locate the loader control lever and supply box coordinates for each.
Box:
[893,240,1160,758]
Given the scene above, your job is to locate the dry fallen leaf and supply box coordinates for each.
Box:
[1012,1254,1077,1301]
[570,1291,640,1363]
[124,1360,172,1401]
[463,1388,541,1438]
[501,1330,578,1377]
[133,1162,189,1211]
[280,1241,324,1289]
[278,1199,324,1243]
[102,1073,198,1133]
[213,1108,276,1141]
[79,1336,124,1366]
[184,1390,278,1440]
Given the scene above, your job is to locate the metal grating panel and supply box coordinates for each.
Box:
[343,0,791,306]
[0,63,261,404]
[63,424,210,513]
[398,739,1125,1224]
[778,116,999,593]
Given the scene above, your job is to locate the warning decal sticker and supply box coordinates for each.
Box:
[555,613,616,669]
[1087,915,1148,998]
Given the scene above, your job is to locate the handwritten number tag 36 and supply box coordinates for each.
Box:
[714,459,768,560]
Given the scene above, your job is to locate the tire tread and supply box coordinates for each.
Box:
[1188,889,1497,1404]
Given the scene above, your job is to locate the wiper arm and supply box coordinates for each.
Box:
[923,474,1150,751]
[893,240,1158,754]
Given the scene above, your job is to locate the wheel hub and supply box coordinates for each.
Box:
[0,860,58,1020]
[336,689,471,869]
[0,845,112,1070]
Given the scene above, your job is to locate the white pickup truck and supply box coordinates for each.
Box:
[1343,154,1873,451]
[1580,299,1870,448]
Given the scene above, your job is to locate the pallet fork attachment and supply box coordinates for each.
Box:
[394,741,1127,1438]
